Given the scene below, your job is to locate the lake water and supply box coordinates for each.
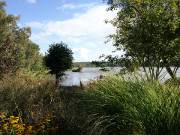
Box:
[60,67,180,86]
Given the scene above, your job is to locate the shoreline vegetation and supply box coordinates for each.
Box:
[0,70,180,134]
[73,62,179,68]
[72,65,84,72]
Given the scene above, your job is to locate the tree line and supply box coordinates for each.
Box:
[0,1,43,78]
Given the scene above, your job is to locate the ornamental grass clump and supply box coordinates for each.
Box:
[80,74,180,135]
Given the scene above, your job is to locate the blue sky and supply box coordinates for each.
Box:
[5,0,123,62]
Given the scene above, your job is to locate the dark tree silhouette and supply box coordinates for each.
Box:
[44,42,73,85]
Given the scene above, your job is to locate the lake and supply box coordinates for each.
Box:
[60,67,180,86]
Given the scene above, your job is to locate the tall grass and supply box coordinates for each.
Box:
[79,74,180,135]
[0,70,61,122]
[0,70,179,135]
[0,70,84,134]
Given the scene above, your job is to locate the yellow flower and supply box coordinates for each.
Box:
[18,124,25,131]
[27,125,33,131]
[12,124,19,128]
[45,117,51,122]
[3,123,8,130]
[46,119,51,122]
[10,119,19,124]
[10,116,15,118]
[0,115,5,119]
[16,132,23,135]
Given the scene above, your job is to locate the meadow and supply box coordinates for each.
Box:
[0,70,179,135]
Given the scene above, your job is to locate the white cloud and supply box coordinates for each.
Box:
[85,42,96,47]
[65,37,82,44]
[30,33,50,44]
[73,48,91,62]
[27,5,118,61]
[27,0,36,3]
[27,22,45,29]
[57,3,95,10]
[28,5,116,39]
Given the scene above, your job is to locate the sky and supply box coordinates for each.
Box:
[4,0,123,62]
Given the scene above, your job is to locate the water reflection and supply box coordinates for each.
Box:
[60,67,180,86]
[61,67,105,86]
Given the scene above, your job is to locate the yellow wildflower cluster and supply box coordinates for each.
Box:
[0,114,58,135]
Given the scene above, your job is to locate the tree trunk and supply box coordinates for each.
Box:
[55,75,59,86]
[166,66,176,79]
[163,58,180,84]
[165,65,180,85]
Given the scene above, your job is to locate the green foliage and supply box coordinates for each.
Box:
[0,71,84,134]
[0,1,10,46]
[0,1,20,47]
[73,62,96,67]
[0,1,43,73]
[0,36,22,78]
[92,61,106,67]
[73,62,119,67]
[12,27,43,71]
[105,0,180,80]
[23,42,43,71]
[0,69,179,135]
[0,70,57,121]
[78,75,180,135]
[164,77,180,87]
[72,65,84,72]
[44,42,73,78]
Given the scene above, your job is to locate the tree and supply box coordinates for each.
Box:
[44,42,73,84]
[0,1,19,47]
[104,0,180,81]
[12,23,43,71]
[0,1,43,72]
[0,36,22,78]
[0,1,10,46]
